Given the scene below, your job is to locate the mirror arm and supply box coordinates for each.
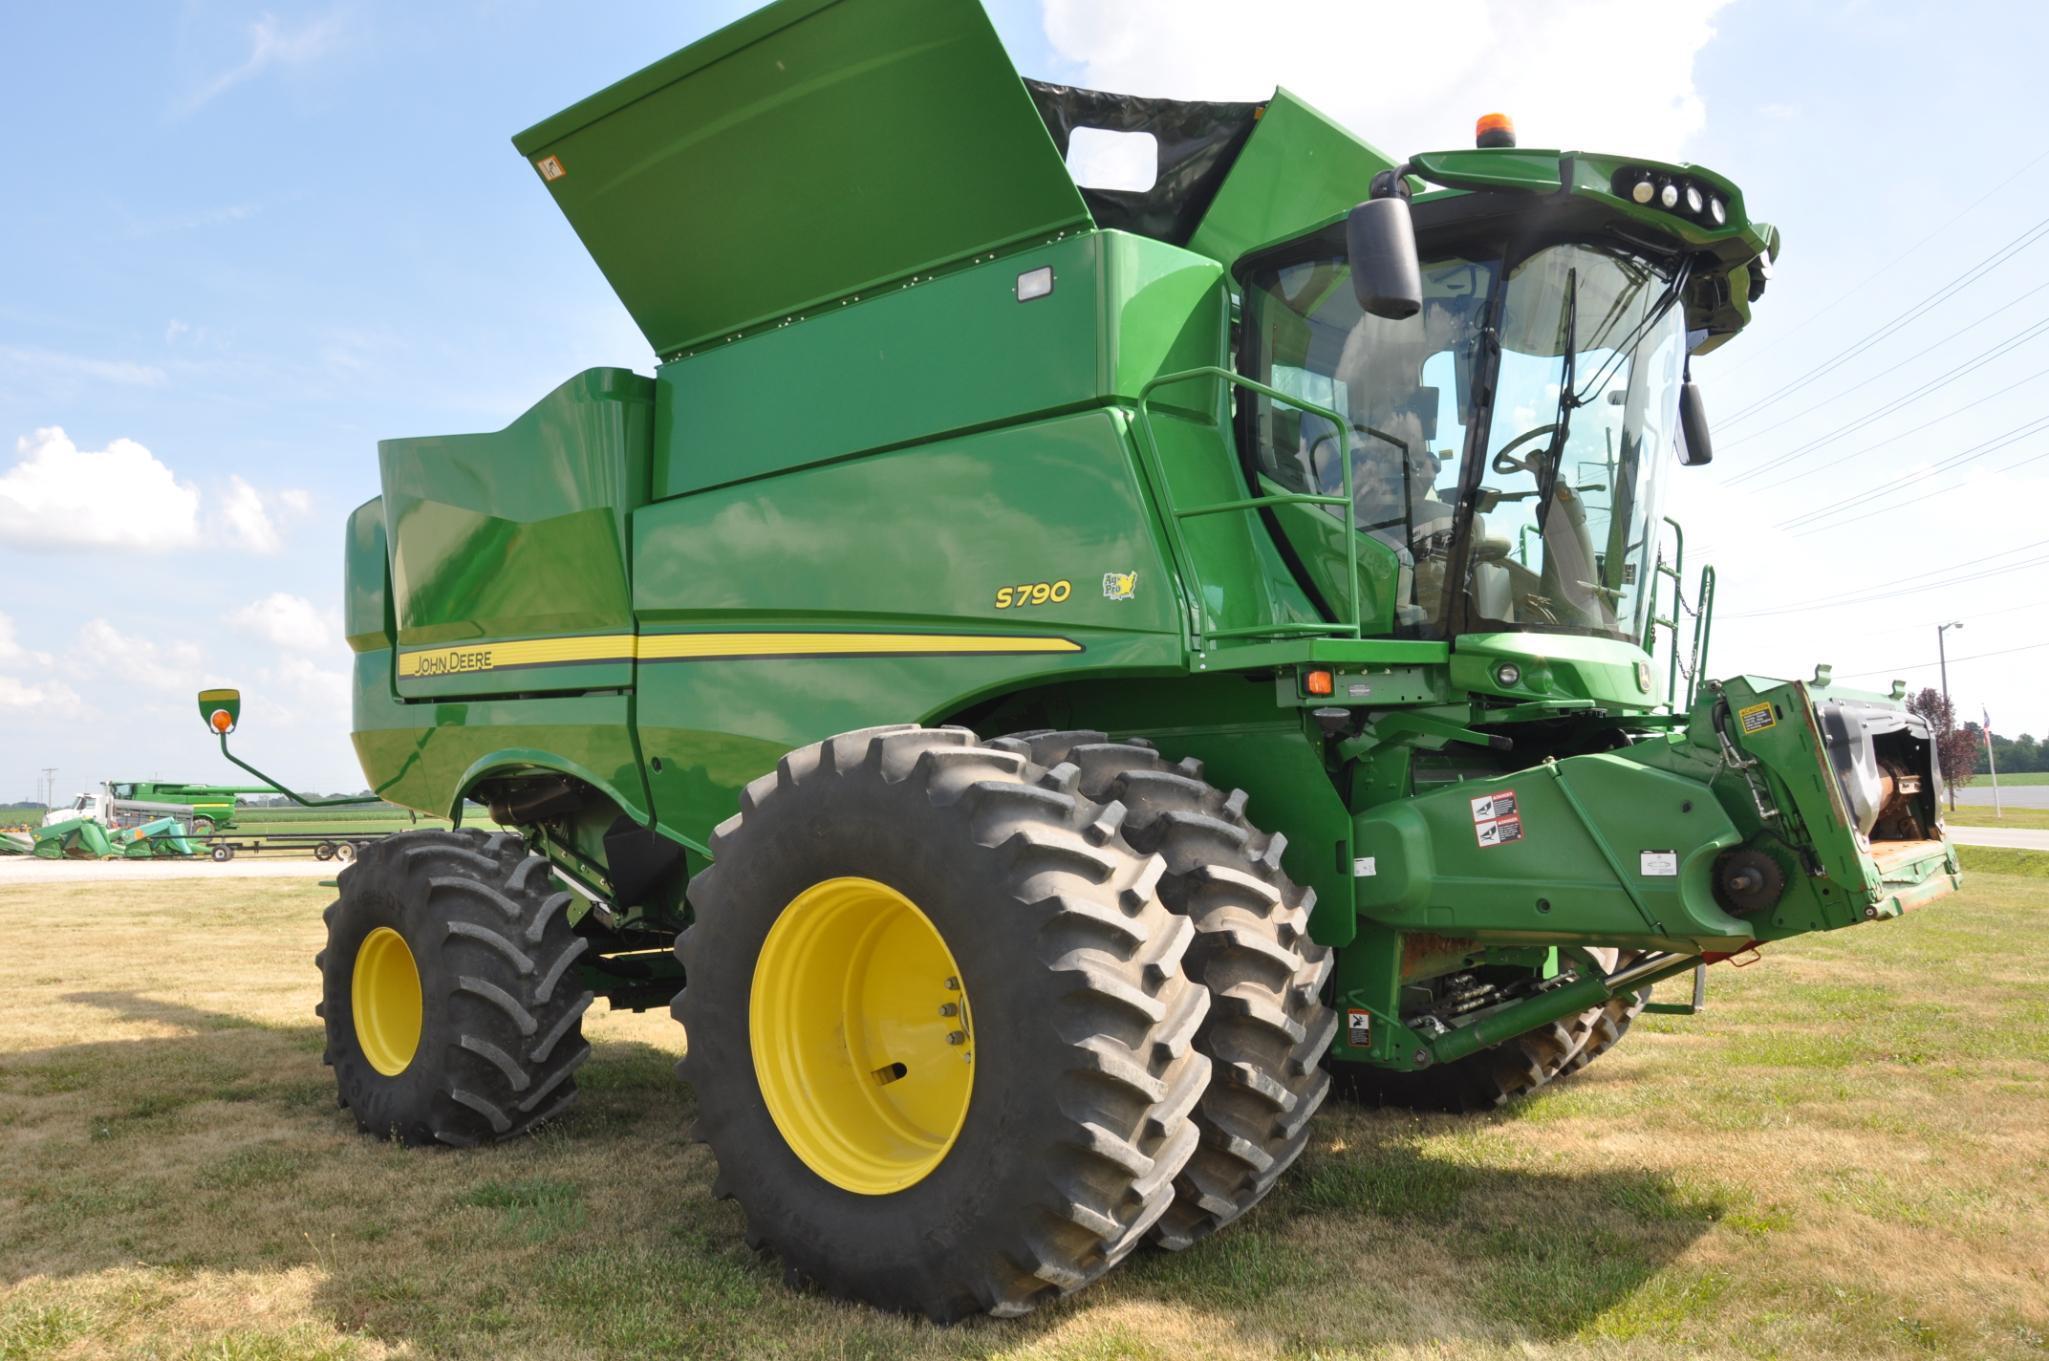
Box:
[1369,163,1415,203]
[215,732,385,808]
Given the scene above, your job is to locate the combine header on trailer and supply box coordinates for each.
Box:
[209,0,1957,1320]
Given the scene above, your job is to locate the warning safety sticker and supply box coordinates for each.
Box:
[1471,788,1523,848]
[1738,702,1776,734]
[1346,1009,1372,1047]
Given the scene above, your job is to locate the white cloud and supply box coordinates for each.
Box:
[0,427,202,551]
[180,11,345,114]
[1040,0,1728,165]
[0,346,167,388]
[219,475,281,554]
[1,428,314,557]
[0,612,51,668]
[231,593,341,654]
[126,203,259,239]
[273,655,351,713]
[0,612,73,715]
[0,674,85,716]
[213,476,314,555]
[72,619,206,695]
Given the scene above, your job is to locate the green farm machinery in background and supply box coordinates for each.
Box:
[207,0,1959,1321]
[104,780,273,835]
[5,814,199,860]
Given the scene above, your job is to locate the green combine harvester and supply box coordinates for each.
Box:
[206,0,1959,1320]
[105,781,270,834]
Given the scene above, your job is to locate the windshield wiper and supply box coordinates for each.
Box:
[1534,268,1580,527]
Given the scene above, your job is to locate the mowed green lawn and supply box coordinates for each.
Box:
[1,856,2044,1360]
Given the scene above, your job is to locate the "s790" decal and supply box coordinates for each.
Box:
[994,580,1071,609]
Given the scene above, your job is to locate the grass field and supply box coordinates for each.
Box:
[2,864,2045,1360]
[1952,806,2049,832]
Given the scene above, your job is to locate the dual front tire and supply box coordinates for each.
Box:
[676,725,1333,1319]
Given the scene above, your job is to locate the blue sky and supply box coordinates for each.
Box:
[5,0,2048,801]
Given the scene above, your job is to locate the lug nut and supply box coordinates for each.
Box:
[948,1030,967,1046]
[938,1002,959,1017]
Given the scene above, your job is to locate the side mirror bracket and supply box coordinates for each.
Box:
[193,686,385,808]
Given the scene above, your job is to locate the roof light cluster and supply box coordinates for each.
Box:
[1614,168,1727,228]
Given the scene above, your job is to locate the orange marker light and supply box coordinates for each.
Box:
[1475,112,1516,149]
[1305,669,1335,697]
[210,709,234,734]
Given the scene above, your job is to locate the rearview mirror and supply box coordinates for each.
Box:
[1347,196,1422,321]
[1678,381,1712,466]
[198,688,241,734]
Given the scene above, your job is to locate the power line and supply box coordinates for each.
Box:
[1772,416,2049,531]
[1834,639,2049,681]
[1783,440,2049,537]
[1722,537,2049,618]
[1720,213,2049,427]
[1747,365,2049,492]
[1729,316,2049,484]
[1720,277,2049,451]
[1718,145,2049,379]
[1854,597,2049,642]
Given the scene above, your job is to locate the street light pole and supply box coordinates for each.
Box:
[1937,621,1963,812]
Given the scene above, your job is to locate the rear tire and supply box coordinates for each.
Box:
[1333,1019,1582,1114]
[988,731,1335,1250]
[333,841,357,865]
[1557,951,1651,1079]
[676,725,1210,1320]
[317,828,593,1146]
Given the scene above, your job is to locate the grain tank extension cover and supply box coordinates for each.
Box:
[512,0,1090,359]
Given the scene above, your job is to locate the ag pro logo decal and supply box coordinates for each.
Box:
[1102,571,1137,602]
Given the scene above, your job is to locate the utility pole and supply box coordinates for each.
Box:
[1982,706,2002,818]
[39,767,56,809]
[1937,621,1963,812]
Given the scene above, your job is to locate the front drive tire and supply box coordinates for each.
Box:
[317,829,594,1146]
[988,731,1335,1250]
[675,725,1211,1321]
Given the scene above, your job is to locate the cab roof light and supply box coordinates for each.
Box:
[1475,112,1516,149]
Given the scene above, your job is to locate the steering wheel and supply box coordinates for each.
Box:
[1490,423,1562,476]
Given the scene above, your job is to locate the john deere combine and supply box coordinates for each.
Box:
[215,0,1960,1320]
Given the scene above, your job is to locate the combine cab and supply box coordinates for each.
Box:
[214,0,1957,1321]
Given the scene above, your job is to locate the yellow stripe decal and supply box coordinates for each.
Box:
[637,632,1082,661]
[396,631,1079,677]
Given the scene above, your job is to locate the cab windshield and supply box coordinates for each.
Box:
[1244,238,1687,644]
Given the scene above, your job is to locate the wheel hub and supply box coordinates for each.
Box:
[353,926,423,1076]
[749,876,973,1194]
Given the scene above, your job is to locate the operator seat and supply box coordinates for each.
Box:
[1538,485,1605,623]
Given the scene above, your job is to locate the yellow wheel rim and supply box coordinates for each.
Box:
[353,926,423,1076]
[750,877,973,1195]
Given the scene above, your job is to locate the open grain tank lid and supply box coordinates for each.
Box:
[511,0,1093,359]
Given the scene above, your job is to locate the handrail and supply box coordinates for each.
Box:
[1643,515,1715,709]
[1133,366,1361,652]
[1689,565,1716,703]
